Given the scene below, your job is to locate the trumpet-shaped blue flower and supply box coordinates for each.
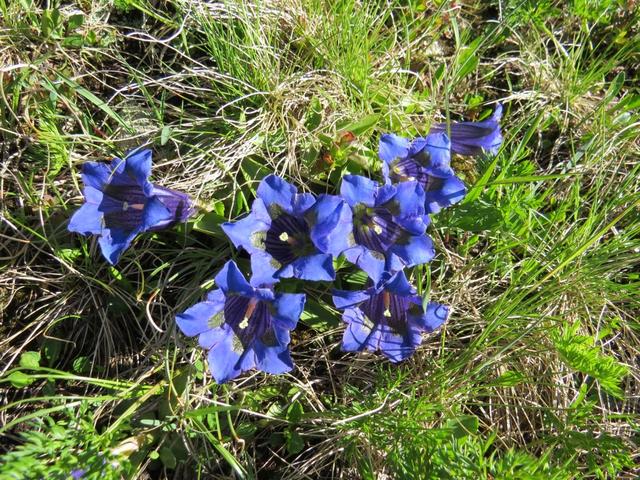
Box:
[222,175,351,285]
[333,270,449,363]
[379,132,466,215]
[430,104,503,156]
[328,175,433,282]
[176,261,305,383]
[68,149,194,264]
[70,469,86,479]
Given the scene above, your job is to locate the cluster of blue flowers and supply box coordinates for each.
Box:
[68,105,502,383]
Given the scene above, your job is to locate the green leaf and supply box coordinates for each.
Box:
[43,338,62,365]
[56,247,82,263]
[483,173,577,186]
[447,202,502,232]
[108,266,123,281]
[603,72,625,105]
[58,75,133,132]
[435,63,445,83]
[247,385,280,402]
[86,30,98,45]
[213,201,225,216]
[67,14,84,30]
[241,157,272,186]
[617,94,640,112]
[193,211,226,237]
[61,34,83,48]
[464,155,500,204]
[149,451,159,460]
[19,351,41,370]
[160,126,172,146]
[41,10,53,37]
[159,447,176,469]
[285,430,304,455]
[299,299,340,332]
[236,423,257,439]
[339,113,380,136]
[494,371,526,387]
[444,415,479,439]
[305,97,323,131]
[194,359,205,375]
[287,401,304,424]
[456,49,479,81]
[184,405,241,418]
[72,356,90,374]
[266,402,286,418]
[553,324,629,398]
[8,371,34,388]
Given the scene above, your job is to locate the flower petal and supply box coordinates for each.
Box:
[341,175,377,207]
[389,233,435,267]
[379,133,410,164]
[430,105,503,156]
[332,289,371,310]
[222,199,271,254]
[425,174,466,214]
[273,293,305,329]
[249,252,280,287]
[123,149,153,189]
[176,290,225,337]
[257,174,297,214]
[375,183,396,206]
[383,270,415,297]
[143,196,172,230]
[410,133,453,177]
[293,192,316,215]
[377,326,422,363]
[254,339,293,374]
[81,161,113,190]
[83,185,104,204]
[278,253,335,281]
[206,330,248,383]
[214,260,254,296]
[198,325,231,349]
[341,307,381,352]
[97,227,139,265]
[385,181,426,234]
[68,202,104,235]
[343,246,386,285]
[151,185,195,226]
[411,301,449,332]
[309,194,354,256]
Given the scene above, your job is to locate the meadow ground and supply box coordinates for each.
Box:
[1,0,639,478]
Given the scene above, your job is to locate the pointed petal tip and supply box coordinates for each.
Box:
[214,260,253,295]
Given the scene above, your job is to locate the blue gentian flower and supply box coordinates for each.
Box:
[379,132,466,215]
[70,469,86,479]
[68,149,194,264]
[176,261,305,383]
[429,104,503,156]
[333,174,434,282]
[222,175,351,285]
[333,270,449,363]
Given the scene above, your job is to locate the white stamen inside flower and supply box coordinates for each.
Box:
[373,224,383,235]
[279,232,289,242]
[240,299,258,330]
[122,201,129,211]
[382,291,392,318]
